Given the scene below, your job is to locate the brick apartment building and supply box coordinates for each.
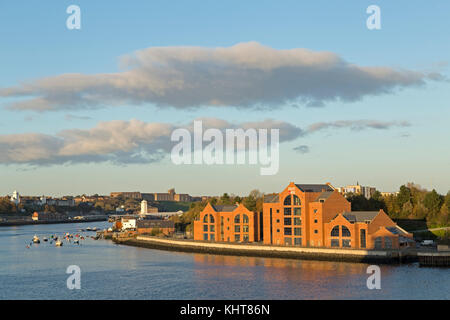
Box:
[194,182,413,249]
[193,203,260,242]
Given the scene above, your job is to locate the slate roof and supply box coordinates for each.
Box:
[263,194,279,203]
[342,211,379,223]
[295,184,333,193]
[314,191,334,202]
[211,204,238,212]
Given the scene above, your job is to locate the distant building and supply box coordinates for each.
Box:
[32,211,66,221]
[46,198,75,207]
[10,190,20,205]
[136,219,175,235]
[110,192,142,199]
[141,200,148,215]
[338,183,376,199]
[121,216,137,230]
[380,192,398,197]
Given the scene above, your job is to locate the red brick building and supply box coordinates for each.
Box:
[193,203,259,242]
[263,182,413,249]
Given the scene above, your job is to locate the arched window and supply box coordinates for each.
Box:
[384,237,392,249]
[331,226,340,237]
[234,214,240,224]
[342,226,351,237]
[243,214,249,224]
[209,214,215,224]
[374,237,382,249]
[293,195,301,206]
[283,195,291,205]
[203,215,208,223]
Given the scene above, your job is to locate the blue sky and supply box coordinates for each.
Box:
[0,0,449,196]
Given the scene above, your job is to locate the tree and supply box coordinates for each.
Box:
[396,185,412,209]
[423,189,443,216]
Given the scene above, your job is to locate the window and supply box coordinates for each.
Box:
[294,228,301,236]
[314,219,318,223]
[294,208,301,216]
[374,237,382,249]
[234,225,240,233]
[284,238,292,245]
[243,214,249,224]
[277,229,280,233]
[234,214,240,223]
[203,233,208,241]
[209,215,215,223]
[284,227,292,236]
[210,234,215,241]
[384,237,392,249]
[276,219,280,223]
[331,226,340,237]
[276,209,279,213]
[342,226,351,237]
[360,229,366,248]
[293,195,301,206]
[203,225,208,232]
[243,234,249,242]
[203,215,208,223]
[314,230,318,234]
[243,225,249,233]
[342,239,351,247]
[313,209,318,214]
[331,239,339,247]
[294,238,302,246]
[284,207,291,216]
[284,217,292,225]
[235,234,240,242]
[210,225,215,232]
[294,217,301,225]
[283,195,291,205]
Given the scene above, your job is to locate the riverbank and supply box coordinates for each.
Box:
[0,216,107,227]
[114,236,418,264]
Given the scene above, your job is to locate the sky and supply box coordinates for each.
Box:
[0,0,449,197]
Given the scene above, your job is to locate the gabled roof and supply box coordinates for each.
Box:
[263,194,279,203]
[342,211,379,223]
[314,191,334,202]
[295,184,333,193]
[211,204,238,212]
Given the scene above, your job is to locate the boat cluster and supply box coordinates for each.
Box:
[27,227,100,248]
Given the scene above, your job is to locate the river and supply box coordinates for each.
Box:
[0,222,448,299]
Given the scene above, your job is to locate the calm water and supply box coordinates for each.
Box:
[0,222,448,300]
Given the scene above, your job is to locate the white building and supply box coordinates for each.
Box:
[10,190,20,205]
[121,217,136,231]
[141,200,148,215]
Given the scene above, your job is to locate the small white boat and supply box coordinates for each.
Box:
[55,240,63,247]
[43,237,48,242]
[32,235,40,243]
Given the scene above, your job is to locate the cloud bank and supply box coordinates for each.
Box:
[0,118,410,166]
[0,42,442,111]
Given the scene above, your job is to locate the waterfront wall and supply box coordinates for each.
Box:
[116,236,417,264]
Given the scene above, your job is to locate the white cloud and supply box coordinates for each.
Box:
[0,42,442,111]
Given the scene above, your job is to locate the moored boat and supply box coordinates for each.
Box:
[55,240,63,247]
[32,235,40,243]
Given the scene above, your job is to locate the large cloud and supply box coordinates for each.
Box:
[0,42,442,111]
[0,118,302,165]
[0,118,410,166]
